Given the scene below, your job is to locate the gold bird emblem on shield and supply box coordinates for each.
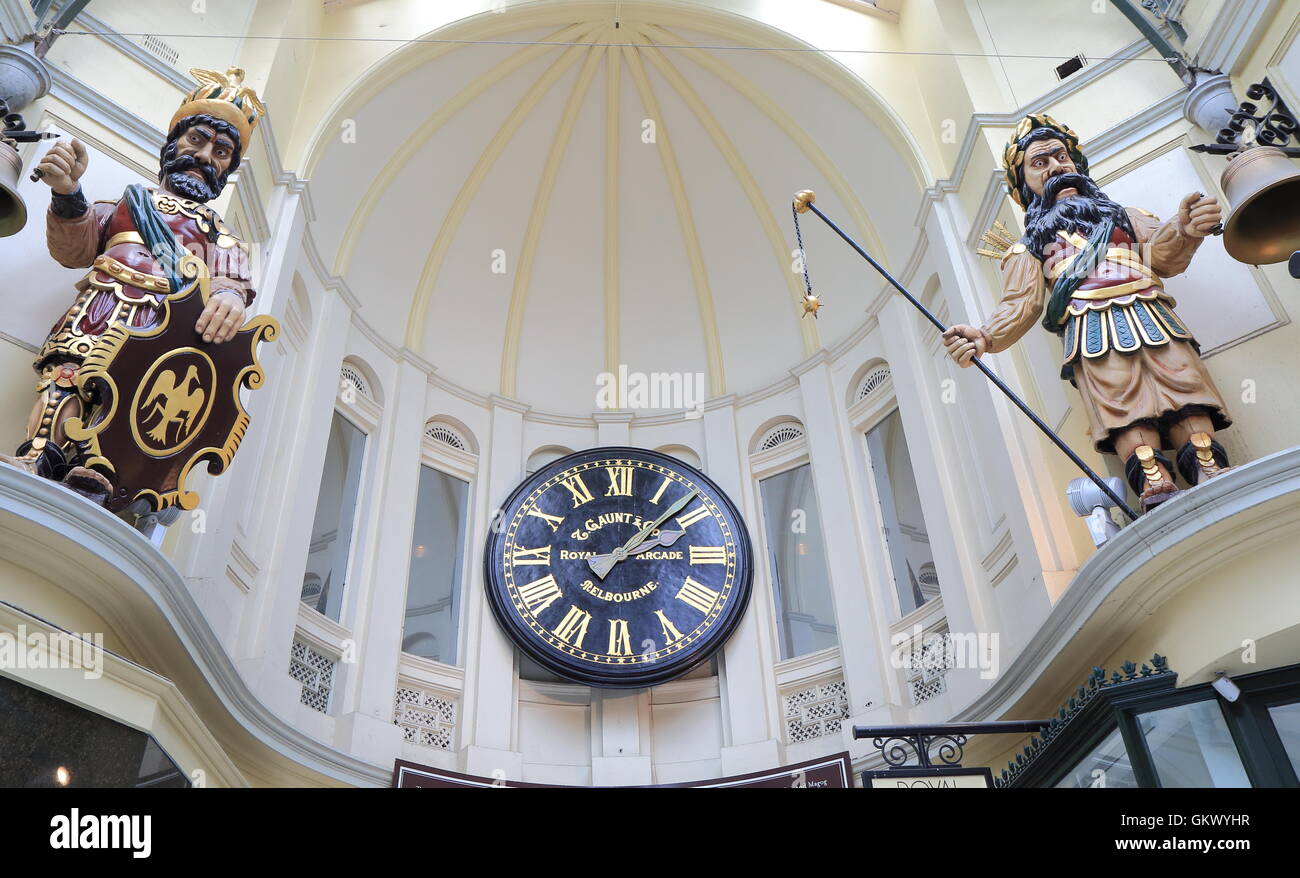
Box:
[138,363,207,447]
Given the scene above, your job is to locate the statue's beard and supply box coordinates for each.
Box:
[1023,172,1133,259]
[160,152,224,203]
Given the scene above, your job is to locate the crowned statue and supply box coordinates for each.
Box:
[4,68,272,511]
[943,115,1235,512]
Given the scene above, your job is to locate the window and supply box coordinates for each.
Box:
[1053,727,1137,788]
[403,466,469,664]
[1268,701,1300,777]
[759,464,836,660]
[301,412,366,622]
[864,409,937,616]
[1138,700,1250,788]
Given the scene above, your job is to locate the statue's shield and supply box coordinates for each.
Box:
[65,251,278,513]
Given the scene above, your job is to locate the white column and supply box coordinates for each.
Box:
[794,354,893,745]
[703,395,782,774]
[335,354,428,763]
[458,394,528,778]
[594,411,632,447]
[235,289,351,708]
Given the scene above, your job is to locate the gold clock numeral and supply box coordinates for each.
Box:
[689,545,727,565]
[559,474,595,507]
[675,504,710,529]
[518,575,564,614]
[607,619,632,656]
[653,610,684,645]
[605,466,633,497]
[649,475,671,505]
[552,605,592,648]
[676,577,720,614]
[511,545,551,566]
[526,506,564,533]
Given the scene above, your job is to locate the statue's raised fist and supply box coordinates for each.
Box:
[37,138,89,196]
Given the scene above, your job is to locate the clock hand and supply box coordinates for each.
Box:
[589,489,700,580]
[587,523,690,581]
[621,488,698,554]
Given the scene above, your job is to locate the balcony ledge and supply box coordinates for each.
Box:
[0,465,389,787]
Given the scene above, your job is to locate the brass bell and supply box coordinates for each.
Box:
[0,139,29,238]
[1219,145,1300,265]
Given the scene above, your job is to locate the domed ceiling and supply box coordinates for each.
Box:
[307,4,924,414]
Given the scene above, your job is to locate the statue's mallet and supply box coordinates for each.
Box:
[0,102,61,181]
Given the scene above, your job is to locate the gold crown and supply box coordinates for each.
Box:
[1001,114,1087,208]
[170,67,266,148]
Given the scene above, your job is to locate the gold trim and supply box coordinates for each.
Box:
[1069,276,1161,300]
[105,231,146,249]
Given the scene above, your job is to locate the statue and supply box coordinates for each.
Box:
[944,115,1233,512]
[3,67,275,512]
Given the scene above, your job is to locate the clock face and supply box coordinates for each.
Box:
[484,447,753,688]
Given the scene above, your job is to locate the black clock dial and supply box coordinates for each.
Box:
[484,446,754,687]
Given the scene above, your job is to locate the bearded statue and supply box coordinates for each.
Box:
[4,68,264,508]
[944,115,1233,512]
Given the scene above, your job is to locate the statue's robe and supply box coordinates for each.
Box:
[981,207,1230,453]
[41,189,255,370]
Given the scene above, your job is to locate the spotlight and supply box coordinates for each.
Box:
[1067,476,1127,546]
[1212,671,1241,702]
[55,766,70,786]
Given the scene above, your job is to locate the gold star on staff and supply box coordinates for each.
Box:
[800,294,822,319]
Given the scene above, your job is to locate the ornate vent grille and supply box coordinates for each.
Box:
[138,34,180,67]
[758,422,805,451]
[340,364,372,401]
[783,679,850,744]
[289,639,336,714]
[855,366,891,403]
[905,631,955,705]
[394,683,457,751]
[424,422,468,451]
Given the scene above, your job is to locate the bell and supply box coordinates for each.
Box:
[0,139,28,237]
[1219,145,1300,265]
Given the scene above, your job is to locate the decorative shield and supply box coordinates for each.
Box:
[65,251,278,513]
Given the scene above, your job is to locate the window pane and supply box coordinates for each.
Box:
[1054,726,1137,788]
[865,409,937,616]
[403,466,469,664]
[1266,701,1300,778]
[1139,700,1250,788]
[301,412,366,622]
[759,464,836,660]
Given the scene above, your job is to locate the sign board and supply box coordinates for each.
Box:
[393,753,853,788]
[863,766,994,789]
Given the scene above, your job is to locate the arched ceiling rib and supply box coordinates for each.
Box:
[306,6,925,415]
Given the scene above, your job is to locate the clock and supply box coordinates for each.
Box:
[484,446,753,688]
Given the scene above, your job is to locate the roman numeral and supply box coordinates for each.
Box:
[511,545,551,566]
[654,609,684,645]
[689,545,727,565]
[676,577,720,614]
[606,619,632,656]
[552,605,591,648]
[518,575,563,614]
[559,474,594,507]
[649,476,671,505]
[675,504,710,529]
[605,466,633,496]
[526,506,564,532]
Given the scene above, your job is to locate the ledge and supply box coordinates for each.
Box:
[0,466,390,787]
[952,445,1300,731]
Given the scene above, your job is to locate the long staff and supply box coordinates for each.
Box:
[792,190,1138,522]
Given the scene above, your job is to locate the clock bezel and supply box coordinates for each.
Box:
[483,445,754,688]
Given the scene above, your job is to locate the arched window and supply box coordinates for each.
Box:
[750,418,837,660]
[401,417,477,666]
